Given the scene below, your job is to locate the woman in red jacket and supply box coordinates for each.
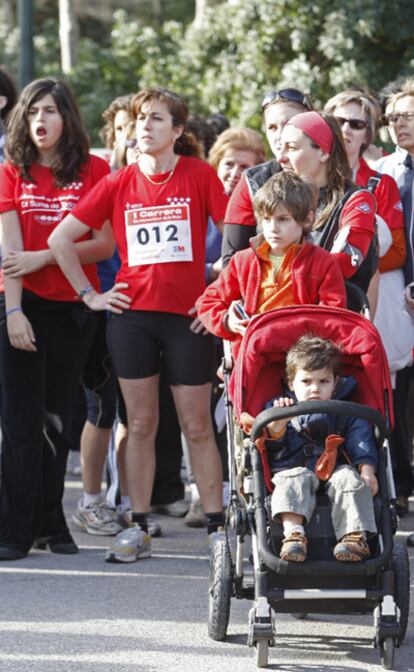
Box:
[324,90,406,290]
[0,78,113,560]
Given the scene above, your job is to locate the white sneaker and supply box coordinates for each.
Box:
[184,502,207,528]
[117,509,162,538]
[72,499,122,536]
[152,499,189,517]
[105,524,151,563]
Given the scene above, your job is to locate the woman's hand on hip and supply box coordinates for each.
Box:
[188,306,209,335]
[83,282,131,314]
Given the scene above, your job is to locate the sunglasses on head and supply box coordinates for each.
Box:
[334,116,368,130]
[261,88,312,111]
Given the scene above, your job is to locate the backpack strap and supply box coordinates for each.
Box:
[366,172,382,194]
[316,185,360,251]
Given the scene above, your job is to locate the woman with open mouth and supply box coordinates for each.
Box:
[0,78,114,560]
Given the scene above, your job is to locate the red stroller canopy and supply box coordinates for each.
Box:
[230,305,394,428]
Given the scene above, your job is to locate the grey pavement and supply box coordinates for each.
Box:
[0,477,413,672]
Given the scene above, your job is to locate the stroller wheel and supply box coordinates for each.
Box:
[392,542,410,643]
[256,639,269,668]
[208,538,232,641]
[380,637,395,670]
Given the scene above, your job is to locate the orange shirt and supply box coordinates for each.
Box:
[256,241,303,313]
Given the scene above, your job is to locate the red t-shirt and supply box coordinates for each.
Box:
[0,155,109,301]
[224,174,255,226]
[72,156,228,315]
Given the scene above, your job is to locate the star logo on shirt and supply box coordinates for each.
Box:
[22,182,36,191]
[166,196,191,204]
[63,181,83,191]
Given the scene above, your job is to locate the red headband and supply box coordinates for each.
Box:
[287,111,333,155]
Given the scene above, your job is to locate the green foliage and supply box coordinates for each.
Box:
[4,0,414,144]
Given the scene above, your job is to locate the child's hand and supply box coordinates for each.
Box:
[226,301,250,336]
[359,464,378,496]
[267,397,295,438]
[273,397,295,410]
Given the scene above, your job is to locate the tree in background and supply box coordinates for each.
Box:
[1,0,413,143]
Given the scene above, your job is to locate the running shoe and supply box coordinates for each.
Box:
[334,532,370,562]
[152,499,189,517]
[280,532,307,562]
[117,509,162,538]
[72,499,122,536]
[105,525,151,563]
[184,502,207,528]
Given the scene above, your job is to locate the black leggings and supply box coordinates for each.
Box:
[107,310,215,384]
[0,295,99,552]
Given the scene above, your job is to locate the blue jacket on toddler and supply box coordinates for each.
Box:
[265,376,377,474]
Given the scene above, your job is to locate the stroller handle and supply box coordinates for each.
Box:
[251,399,388,445]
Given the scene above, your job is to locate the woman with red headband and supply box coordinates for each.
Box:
[278,110,376,291]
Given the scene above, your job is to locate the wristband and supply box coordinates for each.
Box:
[5,307,22,318]
[78,285,93,299]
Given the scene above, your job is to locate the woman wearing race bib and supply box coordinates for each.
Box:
[49,87,228,563]
[0,78,113,560]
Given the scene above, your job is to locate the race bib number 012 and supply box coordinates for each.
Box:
[125,204,193,266]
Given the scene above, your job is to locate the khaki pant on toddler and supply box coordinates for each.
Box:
[271,464,377,539]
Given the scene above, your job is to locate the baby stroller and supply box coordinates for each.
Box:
[208,304,410,669]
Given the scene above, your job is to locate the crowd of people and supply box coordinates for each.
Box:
[0,65,413,563]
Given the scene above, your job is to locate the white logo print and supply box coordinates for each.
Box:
[62,181,83,191]
[357,203,372,214]
[166,196,191,204]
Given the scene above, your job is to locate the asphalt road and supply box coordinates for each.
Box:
[0,477,413,672]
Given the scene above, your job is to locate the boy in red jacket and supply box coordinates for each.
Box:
[196,171,346,356]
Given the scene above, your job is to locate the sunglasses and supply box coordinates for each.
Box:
[334,116,368,131]
[384,112,414,125]
[261,88,312,111]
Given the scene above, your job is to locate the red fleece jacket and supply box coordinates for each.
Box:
[196,237,346,345]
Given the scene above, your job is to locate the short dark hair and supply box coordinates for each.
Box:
[5,78,89,187]
[253,171,316,231]
[286,335,342,386]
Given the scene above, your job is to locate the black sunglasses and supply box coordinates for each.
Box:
[261,88,312,111]
[334,116,368,130]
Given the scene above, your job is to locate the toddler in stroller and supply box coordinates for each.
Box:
[208,305,410,669]
[263,334,378,564]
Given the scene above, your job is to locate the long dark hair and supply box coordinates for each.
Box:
[131,87,201,158]
[313,113,353,230]
[5,78,89,186]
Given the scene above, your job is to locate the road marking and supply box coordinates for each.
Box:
[0,566,208,579]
